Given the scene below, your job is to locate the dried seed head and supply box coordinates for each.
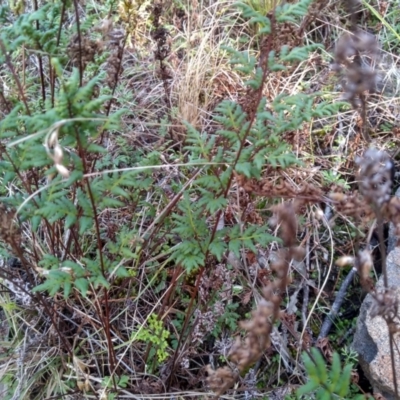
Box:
[44,128,71,178]
[205,365,236,396]
[292,245,306,261]
[336,256,355,267]
[334,33,357,66]
[228,334,263,369]
[55,163,70,178]
[333,29,380,111]
[355,249,374,291]
[207,202,300,397]
[270,203,297,248]
[353,28,378,53]
[356,148,393,208]
[314,208,324,220]
[239,300,273,337]
[0,204,21,249]
[53,144,63,164]
[48,129,58,147]
[67,34,102,70]
[329,192,346,202]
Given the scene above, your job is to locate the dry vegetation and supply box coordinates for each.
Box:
[1,0,400,399]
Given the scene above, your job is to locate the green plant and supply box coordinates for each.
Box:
[170,0,340,275]
[297,348,364,400]
[133,313,170,371]
[0,0,364,398]
[212,302,240,337]
[321,171,349,189]
[102,374,129,389]
[197,0,343,396]
[243,0,283,15]
[340,346,358,367]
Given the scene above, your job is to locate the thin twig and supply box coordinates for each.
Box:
[317,267,357,341]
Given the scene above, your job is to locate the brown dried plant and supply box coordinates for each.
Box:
[0,204,21,255]
[235,171,324,202]
[337,148,400,397]
[67,34,102,71]
[332,1,381,142]
[356,148,394,208]
[104,25,126,89]
[333,29,379,107]
[206,202,303,396]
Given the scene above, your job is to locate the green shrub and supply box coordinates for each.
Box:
[0,0,345,398]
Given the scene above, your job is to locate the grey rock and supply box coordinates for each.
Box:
[353,186,400,399]
[388,186,400,254]
[388,214,400,254]
[353,247,400,400]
